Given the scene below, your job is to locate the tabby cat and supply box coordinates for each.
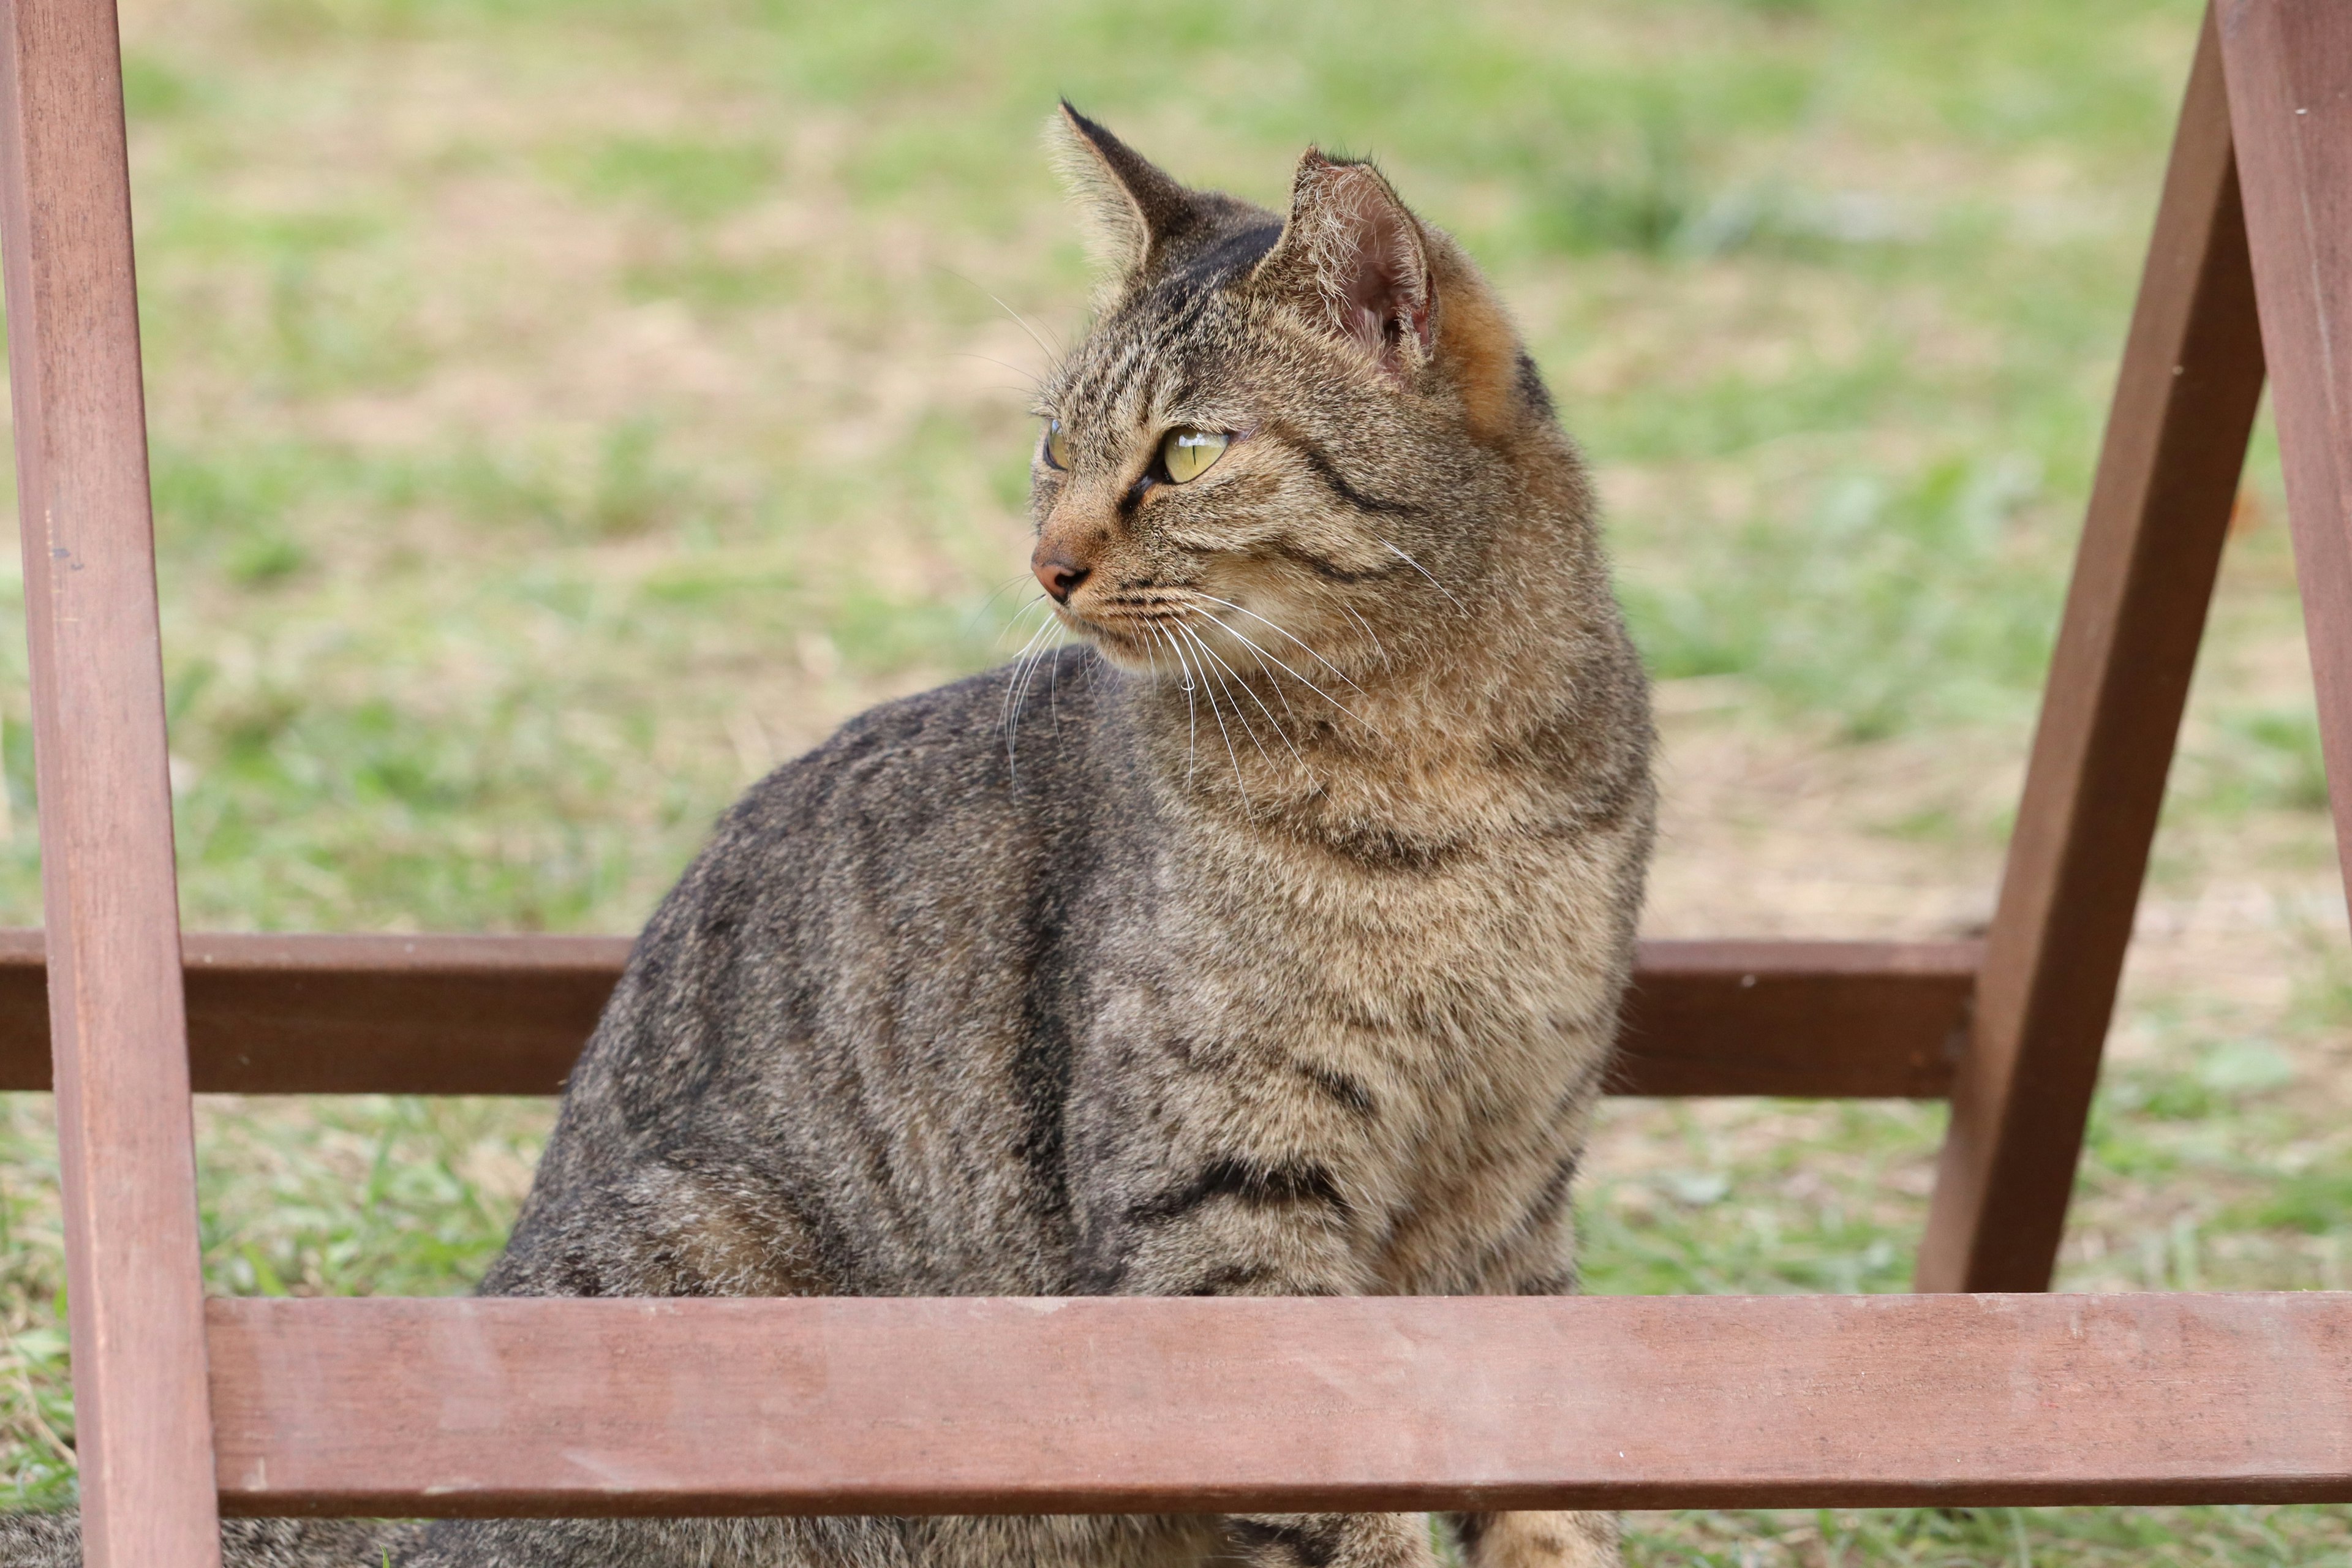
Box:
[0,106,1654,1568]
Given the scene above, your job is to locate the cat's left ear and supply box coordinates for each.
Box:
[1251,150,1433,382]
[1049,102,1202,280]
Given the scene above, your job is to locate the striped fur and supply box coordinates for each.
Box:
[0,111,1651,1568]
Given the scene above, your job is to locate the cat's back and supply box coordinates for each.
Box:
[486,646,1149,1299]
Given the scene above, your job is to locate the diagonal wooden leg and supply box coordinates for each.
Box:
[1915,6,2266,1294]
[2221,4,2352,914]
[0,0,219,1561]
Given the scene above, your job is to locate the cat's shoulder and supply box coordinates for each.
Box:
[717,644,1122,840]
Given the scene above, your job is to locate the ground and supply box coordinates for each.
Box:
[0,0,2347,1561]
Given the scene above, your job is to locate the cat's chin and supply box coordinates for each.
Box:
[1058,617,1156,674]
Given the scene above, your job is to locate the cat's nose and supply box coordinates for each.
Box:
[1033,551,1092,604]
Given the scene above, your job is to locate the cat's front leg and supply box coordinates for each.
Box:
[1083,1155,1441,1568]
[1447,1510,1621,1568]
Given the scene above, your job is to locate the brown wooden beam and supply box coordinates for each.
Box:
[1916,7,2266,1294]
[208,1291,2352,1517]
[2222,4,2352,909]
[0,929,633,1096]
[1615,938,1972,1097]
[0,0,222,1559]
[0,931,1977,1098]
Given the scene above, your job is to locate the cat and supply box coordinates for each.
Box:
[0,105,1653,1568]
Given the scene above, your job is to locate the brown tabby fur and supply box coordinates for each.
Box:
[0,107,1652,1568]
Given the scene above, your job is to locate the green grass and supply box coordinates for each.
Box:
[0,0,2346,1559]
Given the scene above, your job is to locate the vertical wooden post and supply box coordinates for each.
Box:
[1915,7,2266,1293]
[0,0,219,1559]
[2221,2,2352,911]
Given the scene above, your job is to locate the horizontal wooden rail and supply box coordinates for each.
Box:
[0,931,1976,1098]
[0,929,628,1096]
[1612,938,1973,1096]
[208,1291,2352,1516]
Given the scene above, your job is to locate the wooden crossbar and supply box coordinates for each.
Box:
[206,1292,2352,1517]
[0,932,1977,1098]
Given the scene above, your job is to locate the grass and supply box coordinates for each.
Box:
[0,0,2347,1559]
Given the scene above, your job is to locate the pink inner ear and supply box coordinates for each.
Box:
[1333,179,1431,366]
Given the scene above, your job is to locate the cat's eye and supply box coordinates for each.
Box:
[1161,427,1229,484]
[1041,419,1071,470]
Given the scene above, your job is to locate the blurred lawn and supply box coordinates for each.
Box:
[1,0,2349,1561]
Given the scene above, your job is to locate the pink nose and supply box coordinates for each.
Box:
[1033,552,1091,604]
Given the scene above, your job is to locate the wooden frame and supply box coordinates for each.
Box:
[1,0,2348,1559]
[0,0,217,1557]
[208,1292,2352,1516]
[1916,1,2267,1293]
[0,931,1980,1098]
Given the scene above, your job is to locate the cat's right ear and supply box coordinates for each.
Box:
[1250,149,1433,385]
[1049,103,1198,281]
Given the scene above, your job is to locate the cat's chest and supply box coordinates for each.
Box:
[1132,824,1627,1106]
[1177,819,1618,1002]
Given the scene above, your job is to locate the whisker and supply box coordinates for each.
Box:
[1377,539,1469,615]
[1001,637,1041,767]
[1018,627,1063,737]
[1218,619,1305,729]
[1149,624,1200,782]
[1049,635,1066,731]
[1001,615,1061,781]
[989,592,1055,650]
[975,576,1045,631]
[1337,601,1392,671]
[1191,612,1309,734]
[1003,603,1055,677]
[1178,622,1276,771]
[1180,616,1310,779]
[933,265,1066,368]
[1188,591,1370,698]
[995,586,1055,628]
[1001,614,1054,725]
[1186,604,1382,737]
[1176,625,1250,809]
[1169,625,1207,785]
[951,351,1048,393]
[1016,640,1057,761]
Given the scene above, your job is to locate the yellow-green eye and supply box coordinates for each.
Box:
[1042,419,1071,470]
[1161,427,1229,484]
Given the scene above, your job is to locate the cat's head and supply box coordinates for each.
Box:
[1030,105,1574,690]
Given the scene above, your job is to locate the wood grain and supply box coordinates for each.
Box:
[208,1291,2352,1517]
[1917,7,2266,1294]
[0,0,222,1560]
[0,931,1977,1098]
[0,929,634,1095]
[2221,2,2352,908]
[1615,938,1973,1098]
